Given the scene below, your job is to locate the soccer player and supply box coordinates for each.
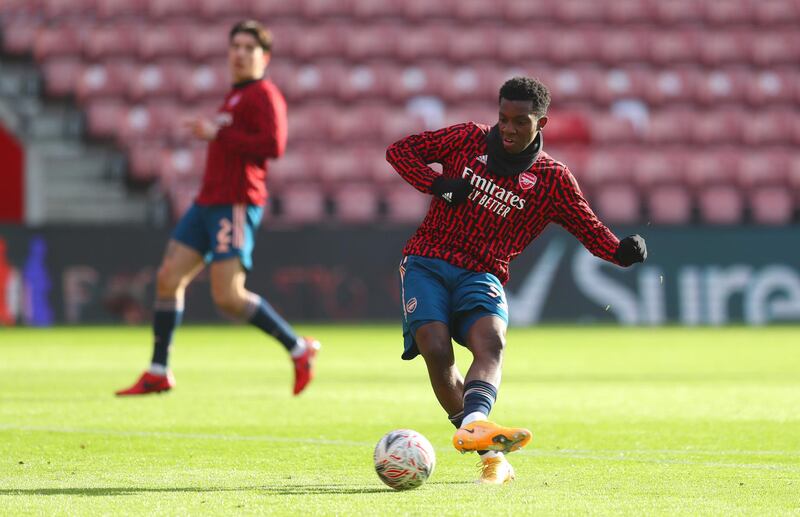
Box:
[116,20,319,397]
[386,77,647,484]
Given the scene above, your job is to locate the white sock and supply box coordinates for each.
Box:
[480,450,503,460]
[289,338,307,358]
[148,363,167,376]
[461,411,488,427]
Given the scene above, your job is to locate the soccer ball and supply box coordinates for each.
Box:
[373,429,436,490]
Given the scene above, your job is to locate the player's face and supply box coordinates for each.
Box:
[498,98,547,154]
[228,32,269,83]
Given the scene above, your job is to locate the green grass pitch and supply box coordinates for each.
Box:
[1,325,799,515]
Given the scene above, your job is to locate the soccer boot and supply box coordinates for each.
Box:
[453,420,531,454]
[478,455,516,485]
[115,370,175,396]
[292,337,321,395]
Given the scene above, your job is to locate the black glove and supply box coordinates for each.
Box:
[431,176,472,206]
[614,234,647,266]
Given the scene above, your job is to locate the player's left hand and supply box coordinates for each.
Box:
[183,118,219,141]
[614,234,647,266]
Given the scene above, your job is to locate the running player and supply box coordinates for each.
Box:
[116,20,319,397]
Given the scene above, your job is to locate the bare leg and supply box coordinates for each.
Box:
[415,321,465,417]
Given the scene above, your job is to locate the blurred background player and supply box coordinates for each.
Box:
[116,20,319,397]
[387,77,647,484]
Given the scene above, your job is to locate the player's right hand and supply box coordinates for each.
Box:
[431,177,472,205]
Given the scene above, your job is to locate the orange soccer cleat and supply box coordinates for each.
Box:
[478,455,516,485]
[115,370,175,396]
[292,337,320,396]
[453,420,531,454]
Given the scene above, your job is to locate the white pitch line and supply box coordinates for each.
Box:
[2,424,799,473]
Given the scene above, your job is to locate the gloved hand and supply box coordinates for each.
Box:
[614,234,647,266]
[431,176,472,205]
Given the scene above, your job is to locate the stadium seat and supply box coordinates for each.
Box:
[269,151,320,185]
[495,27,554,64]
[698,30,751,67]
[395,24,450,63]
[137,25,191,61]
[301,0,354,19]
[330,183,381,223]
[127,141,166,182]
[1,18,42,55]
[343,23,400,62]
[34,26,82,62]
[591,184,641,224]
[384,186,430,224]
[187,24,228,62]
[43,0,93,18]
[248,0,304,20]
[336,64,390,102]
[350,0,403,20]
[453,0,505,23]
[129,63,186,102]
[447,27,499,64]
[95,0,147,18]
[633,152,684,188]
[76,62,136,102]
[83,25,140,61]
[549,68,598,104]
[327,104,383,143]
[754,0,800,26]
[502,0,555,23]
[438,64,500,103]
[197,0,249,20]
[604,0,654,24]
[745,70,797,106]
[581,149,635,187]
[553,0,605,23]
[749,186,795,225]
[598,31,650,65]
[158,146,206,183]
[691,108,745,146]
[702,0,753,26]
[284,63,345,102]
[685,150,739,188]
[385,64,447,102]
[286,103,335,144]
[644,109,693,145]
[179,63,228,102]
[380,111,428,144]
[116,102,180,143]
[85,99,126,138]
[643,68,700,106]
[647,185,693,225]
[166,177,201,220]
[548,29,600,64]
[319,147,374,182]
[290,23,346,62]
[401,0,456,21]
[788,157,800,192]
[741,111,796,146]
[652,0,703,25]
[649,30,698,65]
[697,185,744,224]
[593,68,649,104]
[736,152,788,188]
[41,58,84,97]
[696,69,748,106]
[275,185,327,224]
[750,31,800,67]
[148,0,197,19]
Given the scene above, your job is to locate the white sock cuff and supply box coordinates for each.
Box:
[461,411,488,427]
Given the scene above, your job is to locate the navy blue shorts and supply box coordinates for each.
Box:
[172,203,263,271]
[398,255,509,360]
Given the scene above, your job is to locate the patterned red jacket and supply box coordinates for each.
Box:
[386,122,622,284]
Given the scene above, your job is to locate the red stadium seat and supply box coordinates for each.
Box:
[41,58,83,97]
[148,0,197,19]
[343,23,400,62]
[741,111,796,146]
[1,18,42,55]
[447,27,499,64]
[581,149,635,187]
[286,103,335,144]
[691,109,745,146]
[592,184,641,224]
[276,185,326,224]
[750,187,795,225]
[553,0,605,23]
[83,25,140,61]
[95,0,147,18]
[685,150,739,188]
[43,0,94,18]
[604,0,654,24]
[319,147,377,182]
[649,30,699,65]
[788,157,800,192]
[395,24,450,63]
[745,70,797,106]
[750,31,800,67]
[401,0,456,21]
[180,63,228,102]
[284,63,345,102]
[495,27,554,65]
[336,64,390,102]
[438,64,501,103]
[158,146,206,184]
[598,31,650,65]
[117,102,180,143]
[268,151,320,185]
[137,25,191,61]
[502,0,555,23]
[384,186,430,224]
[633,152,684,188]
[702,0,753,26]
[698,185,743,224]
[85,100,126,138]
[76,62,136,102]
[549,68,599,104]
[291,24,346,62]
[166,177,201,220]
[197,0,249,20]
[736,152,788,188]
[453,0,505,23]
[385,64,447,102]
[593,68,649,104]
[350,0,403,20]
[647,185,693,225]
[127,141,166,182]
[331,183,380,223]
[695,69,748,106]
[34,26,82,62]
[652,0,703,25]
[327,105,383,143]
[754,0,800,26]
[249,0,304,19]
[187,25,228,62]
[644,109,693,145]
[698,30,751,67]
[301,0,354,19]
[548,29,600,64]
[643,68,700,106]
[129,63,186,102]
[380,112,428,144]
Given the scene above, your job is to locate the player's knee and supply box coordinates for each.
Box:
[415,324,452,365]
[156,264,181,295]
[470,331,505,363]
[211,286,246,317]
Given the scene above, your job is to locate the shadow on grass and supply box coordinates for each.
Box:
[0,483,394,497]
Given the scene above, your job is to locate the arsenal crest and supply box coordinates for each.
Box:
[518,172,537,190]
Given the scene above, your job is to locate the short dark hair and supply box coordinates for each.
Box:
[498,76,551,117]
[229,20,272,52]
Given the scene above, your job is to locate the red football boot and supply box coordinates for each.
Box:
[292,337,320,395]
[115,370,175,396]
